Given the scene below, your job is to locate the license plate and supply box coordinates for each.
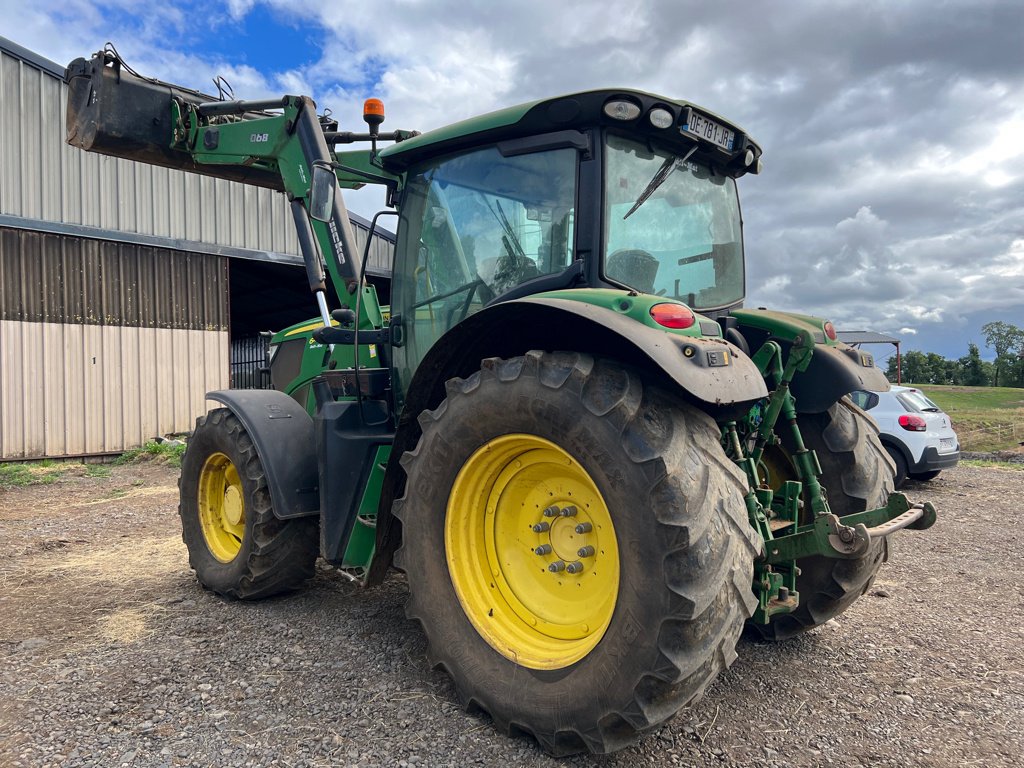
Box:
[683,110,735,150]
[940,438,955,451]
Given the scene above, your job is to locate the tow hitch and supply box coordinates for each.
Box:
[763,493,937,563]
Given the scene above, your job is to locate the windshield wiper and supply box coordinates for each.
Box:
[622,145,698,220]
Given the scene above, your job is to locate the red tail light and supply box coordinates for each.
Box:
[650,303,695,329]
[823,321,837,340]
[898,414,927,432]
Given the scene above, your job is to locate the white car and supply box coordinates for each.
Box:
[850,386,960,488]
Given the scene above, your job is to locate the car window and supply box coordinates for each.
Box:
[850,390,878,410]
[898,390,941,412]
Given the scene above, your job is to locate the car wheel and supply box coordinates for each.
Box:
[884,445,908,488]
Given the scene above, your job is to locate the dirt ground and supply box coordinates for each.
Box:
[1,459,1022,767]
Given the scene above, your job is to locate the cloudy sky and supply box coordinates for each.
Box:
[5,0,1023,361]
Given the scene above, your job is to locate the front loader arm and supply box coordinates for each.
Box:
[171,95,373,327]
[66,50,383,333]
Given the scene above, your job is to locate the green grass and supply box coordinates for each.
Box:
[906,384,1024,452]
[0,462,67,488]
[961,459,1024,471]
[114,440,187,468]
[1,441,185,488]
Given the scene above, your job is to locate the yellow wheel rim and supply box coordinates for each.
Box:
[197,452,246,563]
[446,434,619,670]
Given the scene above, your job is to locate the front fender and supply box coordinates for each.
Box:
[206,390,319,519]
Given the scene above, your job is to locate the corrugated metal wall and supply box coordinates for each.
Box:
[1,321,226,458]
[0,47,298,255]
[0,228,228,329]
[0,226,228,459]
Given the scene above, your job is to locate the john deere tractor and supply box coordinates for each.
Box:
[66,49,935,755]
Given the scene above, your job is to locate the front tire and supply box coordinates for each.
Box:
[179,408,319,599]
[755,399,893,640]
[395,352,758,755]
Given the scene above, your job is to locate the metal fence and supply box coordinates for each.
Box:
[957,421,1024,451]
[230,334,271,390]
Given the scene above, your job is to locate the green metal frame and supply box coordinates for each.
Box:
[723,327,936,624]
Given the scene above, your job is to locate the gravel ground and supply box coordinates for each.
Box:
[1,459,1022,767]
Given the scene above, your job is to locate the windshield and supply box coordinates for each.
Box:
[603,134,744,310]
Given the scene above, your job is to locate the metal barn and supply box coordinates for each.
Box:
[0,37,393,459]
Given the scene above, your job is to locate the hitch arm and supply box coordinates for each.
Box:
[763,494,937,564]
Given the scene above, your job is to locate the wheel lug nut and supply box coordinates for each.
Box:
[566,561,584,574]
[548,560,566,572]
[532,521,550,533]
[543,506,560,517]
[574,522,592,534]
[534,544,552,556]
[577,545,595,558]
[560,506,578,517]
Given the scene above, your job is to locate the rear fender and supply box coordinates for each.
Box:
[399,297,768,422]
[729,309,890,413]
[205,390,319,520]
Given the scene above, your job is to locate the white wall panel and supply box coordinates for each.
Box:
[0,319,228,459]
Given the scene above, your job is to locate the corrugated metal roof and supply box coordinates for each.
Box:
[836,330,900,345]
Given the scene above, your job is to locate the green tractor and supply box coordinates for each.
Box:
[66,50,935,755]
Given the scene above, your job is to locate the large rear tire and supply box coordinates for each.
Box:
[755,398,893,640]
[179,408,319,600]
[395,351,758,755]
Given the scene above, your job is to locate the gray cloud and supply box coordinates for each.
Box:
[6,0,1022,358]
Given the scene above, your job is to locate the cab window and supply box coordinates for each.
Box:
[393,145,578,371]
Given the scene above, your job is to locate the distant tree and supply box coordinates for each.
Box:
[925,352,954,384]
[957,342,990,386]
[940,357,960,385]
[886,349,958,384]
[885,354,899,383]
[981,321,1024,387]
[899,350,934,384]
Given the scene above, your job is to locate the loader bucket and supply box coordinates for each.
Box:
[64,52,284,191]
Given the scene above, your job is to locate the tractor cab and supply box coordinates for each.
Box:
[374,89,762,393]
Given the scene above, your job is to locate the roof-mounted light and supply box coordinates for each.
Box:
[648,107,674,129]
[744,148,755,166]
[603,99,641,121]
[363,98,385,133]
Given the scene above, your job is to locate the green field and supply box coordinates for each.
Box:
[906,384,1024,452]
